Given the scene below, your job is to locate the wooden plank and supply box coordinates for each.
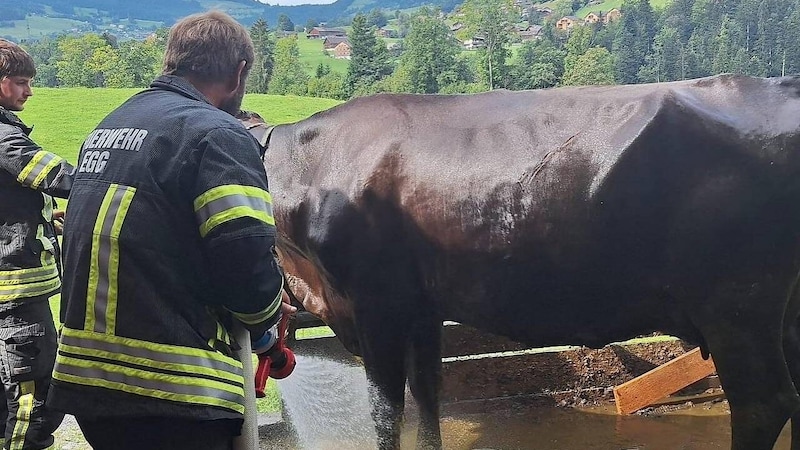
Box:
[613,347,716,414]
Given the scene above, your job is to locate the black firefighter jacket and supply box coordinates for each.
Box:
[0,107,73,306]
[48,75,285,421]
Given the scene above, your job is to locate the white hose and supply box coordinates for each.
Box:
[232,320,259,450]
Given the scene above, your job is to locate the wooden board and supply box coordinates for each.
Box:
[613,347,716,414]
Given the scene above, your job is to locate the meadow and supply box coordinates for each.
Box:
[19,87,341,414]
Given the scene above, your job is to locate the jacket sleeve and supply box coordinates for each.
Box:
[191,125,284,335]
[0,126,74,199]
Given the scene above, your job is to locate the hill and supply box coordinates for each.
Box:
[0,0,455,42]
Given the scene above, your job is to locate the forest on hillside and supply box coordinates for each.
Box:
[18,0,800,99]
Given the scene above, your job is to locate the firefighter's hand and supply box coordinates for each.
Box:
[53,210,65,235]
[280,291,297,316]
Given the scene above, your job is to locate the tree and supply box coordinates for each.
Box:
[248,19,275,94]
[511,39,566,90]
[561,47,615,86]
[782,0,800,74]
[305,18,319,31]
[612,0,656,84]
[277,14,295,32]
[712,16,743,74]
[460,0,518,89]
[56,34,110,87]
[269,36,308,96]
[563,25,592,78]
[344,14,393,97]
[397,13,462,93]
[21,37,61,87]
[307,71,345,99]
[639,26,686,82]
[367,9,388,28]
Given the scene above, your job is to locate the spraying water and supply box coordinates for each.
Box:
[276,338,378,450]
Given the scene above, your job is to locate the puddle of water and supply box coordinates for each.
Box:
[270,338,793,450]
[276,351,377,450]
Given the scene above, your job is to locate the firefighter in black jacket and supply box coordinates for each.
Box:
[0,39,70,450]
[47,11,294,450]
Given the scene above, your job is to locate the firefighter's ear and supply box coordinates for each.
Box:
[229,60,247,95]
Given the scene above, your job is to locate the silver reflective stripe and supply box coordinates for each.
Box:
[20,152,59,187]
[91,188,127,333]
[87,185,135,334]
[54,363,245,405]
[0,265,59,283]
[0,276,60,301]
[195,194,274,226]
[59,333,243,376]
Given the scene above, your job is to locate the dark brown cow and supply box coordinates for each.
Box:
[258,74,800,450]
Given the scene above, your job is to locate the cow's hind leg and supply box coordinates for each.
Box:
[406,317,443,450]
[699,290,800,450]
[782,319,800,450]
[359,311,410,450]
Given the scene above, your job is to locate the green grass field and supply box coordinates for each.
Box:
[17,88,341,165]
[23,87,341,417]
[296,36,351,76]
[573,0,670,17]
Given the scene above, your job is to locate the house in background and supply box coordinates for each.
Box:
[323,36,350,51]
[463,35,486,49]
[584,12,601,24]
[517,24,543,41]
[333,41,352,59]
[307,27,346,39]
[604,8,622,23]
[556,16,581,31]
[376,28,396,38]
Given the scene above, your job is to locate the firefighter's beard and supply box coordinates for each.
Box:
[220,82,245,116]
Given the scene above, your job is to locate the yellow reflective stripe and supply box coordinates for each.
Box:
[61,328,243,372]
[0,264,59,284]
[16,151,47,185]
[53,361,245,415]
[55,328,246,414]
[31,154,62,189]
[10,381,34,450]
[194,185,274,237]
[57,344,244,387]
[199,207,274,238]
[229,278,284,325]
[0,276,60,301]
[85,186,117,331]
[105,186,135,335]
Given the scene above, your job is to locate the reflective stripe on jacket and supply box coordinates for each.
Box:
[0,107,74,303]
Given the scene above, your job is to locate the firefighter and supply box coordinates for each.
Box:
[47,11,294,450]
[0,39,70,450]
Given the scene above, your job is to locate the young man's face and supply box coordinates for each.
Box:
[0,75,33,111]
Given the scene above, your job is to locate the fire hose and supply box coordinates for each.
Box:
[232,302,297,450]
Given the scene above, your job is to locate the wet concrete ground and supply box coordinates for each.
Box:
[260,401,792,450]
[260,336,792,450]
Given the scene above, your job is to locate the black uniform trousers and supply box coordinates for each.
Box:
[0,297,64,450]
[75,416,241,450]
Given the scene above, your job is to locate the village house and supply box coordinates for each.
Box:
[333,41,352,59]
[323,36,350,51]
[517,24,543,41]
[604,8,622,23]
[307,27,346,39]
[555,16,581,31]
[463,36,486,49]
[376,28,395,38]
[584,12,601,24]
